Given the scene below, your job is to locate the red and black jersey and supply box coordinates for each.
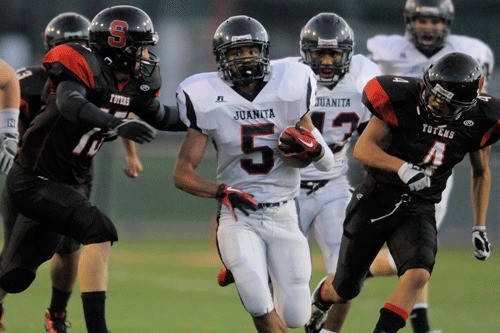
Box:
[16,66,48,138]
[362,75,500,203]
[17,42,162,185]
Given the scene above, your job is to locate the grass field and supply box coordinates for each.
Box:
[3,238,499,332]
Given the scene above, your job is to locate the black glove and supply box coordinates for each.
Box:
[109,118,157,144]
[472,227,491,260]
[216,184,258,221]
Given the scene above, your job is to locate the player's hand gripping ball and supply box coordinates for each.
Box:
[277,125,319,168]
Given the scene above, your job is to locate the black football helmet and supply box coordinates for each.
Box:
[43,12,91,51]
[213,15,270,84]
[300,13,354,86]
[404,0,454,55]
[89,5,159,77]
[420,52,483,123]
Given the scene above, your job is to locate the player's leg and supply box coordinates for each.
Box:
[0,185,18,330]
[308,178,352,333]
[405,175,453,333]
[373,204,437,333]
[216,208,285,332]
[45,239,81,332]
[5,164,117,333]
[45,183,89,332]
[266,200,311,328]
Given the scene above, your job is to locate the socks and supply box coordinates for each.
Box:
[373,303,408,333]
[410,306,431,333]
[82,291,108,333]
[50,287,72,312]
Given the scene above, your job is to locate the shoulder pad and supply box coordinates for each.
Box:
[43,43,100,89]
[350,55,382,91]
[367,35,409,62]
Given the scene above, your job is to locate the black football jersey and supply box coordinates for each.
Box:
[17,42,162,185]
[362,75,500,203]
[16,66,48,138]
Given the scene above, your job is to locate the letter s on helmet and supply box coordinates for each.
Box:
[89,5,159,77]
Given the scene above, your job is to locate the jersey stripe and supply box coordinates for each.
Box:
[184,91,201,132]
[364,78,398,127]
[480,118,500,147]
[43,44,95,89]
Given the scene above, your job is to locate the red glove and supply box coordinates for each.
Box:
[280,125,322,158]
[216,184,258,220]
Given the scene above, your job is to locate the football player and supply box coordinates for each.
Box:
[307,52,498,333]
[0,58,20,333]
[173,15,335,332]
[0,6,184,333]
[277,13,381,333]
[0,12,147,332]
[366,1,494,332]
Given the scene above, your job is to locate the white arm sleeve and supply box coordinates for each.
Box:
[311,128,335,171]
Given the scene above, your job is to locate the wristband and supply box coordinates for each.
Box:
[0,108,20,131]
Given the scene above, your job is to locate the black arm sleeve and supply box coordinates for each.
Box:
[55,80,117,128]
[135,98,187,132]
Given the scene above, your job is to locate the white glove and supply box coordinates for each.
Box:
[472,227,491,260]
[0,108,20,175]
[397,162,431,192]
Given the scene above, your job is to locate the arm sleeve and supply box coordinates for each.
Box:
[55,80,116,128]
[135,98,187,132]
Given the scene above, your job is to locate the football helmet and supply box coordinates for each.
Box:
[89,5,159,77]
[420,52,482,123]
[404,0,454,54]
[213,15,270,84]
[300,13,354,86]
[43,12,91,51]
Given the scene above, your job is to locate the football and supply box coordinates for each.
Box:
[277,128,314,168]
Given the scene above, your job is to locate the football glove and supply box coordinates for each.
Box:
[0,132,18,175]
[397,162,431,192]
[0,108,19,175]
[216,184,258,221]
[109,118,157,144]
[472,228,491,260]
[280,125,322,159]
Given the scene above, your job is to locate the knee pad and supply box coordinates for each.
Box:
[333,275,363,300]
[0,219,60,293]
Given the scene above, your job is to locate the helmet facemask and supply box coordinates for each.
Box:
[406,15,449,55]
[420,76,478,124]
[302,42,352,87]
[216,41,270,84]
[122,42,159,78]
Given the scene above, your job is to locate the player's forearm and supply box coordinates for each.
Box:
[470,167,491,228]
[173,163,218,198]
[353,140,403,173]
[135,100,187,132]
[0,60,20,109]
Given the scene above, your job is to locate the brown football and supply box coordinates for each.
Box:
[277,129,313,168]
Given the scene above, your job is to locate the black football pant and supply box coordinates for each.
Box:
[0,163,118,293]
[333,175,437,300]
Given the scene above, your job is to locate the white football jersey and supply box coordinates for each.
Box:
[367,34,494,84]
[273,55,381,181]
[177,61,317,203]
